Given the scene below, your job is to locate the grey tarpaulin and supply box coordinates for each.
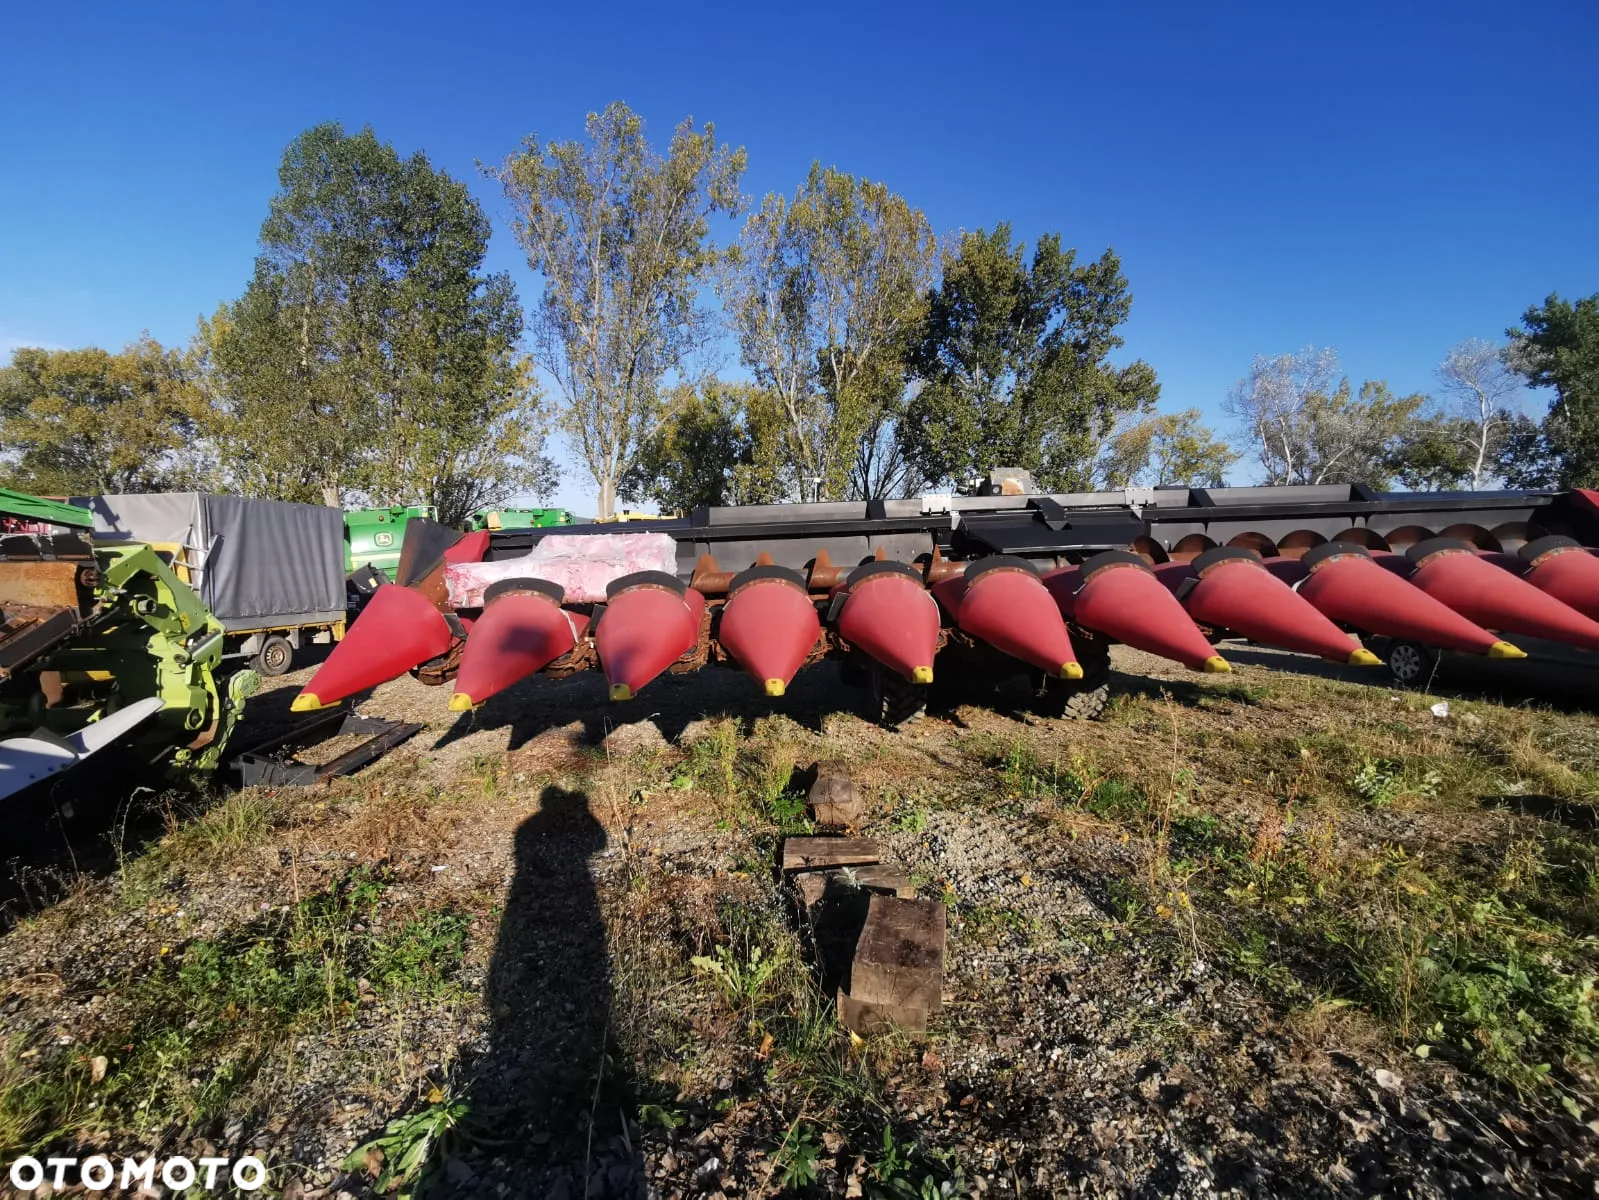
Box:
[88,493,346,632]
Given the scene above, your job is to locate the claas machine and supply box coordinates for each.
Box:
[0,489,255,800]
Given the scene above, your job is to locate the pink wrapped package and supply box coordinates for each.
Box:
[445,532,681,608]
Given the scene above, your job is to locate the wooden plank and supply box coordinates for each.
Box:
[849,864,917,899]
[781,836,880,872]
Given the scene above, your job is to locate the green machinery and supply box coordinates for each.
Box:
[462,506,575,532]
[344,505,437,579]
[0,488,255,800]
[345,506,574,582]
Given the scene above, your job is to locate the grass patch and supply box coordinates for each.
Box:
[0,866,470,1158]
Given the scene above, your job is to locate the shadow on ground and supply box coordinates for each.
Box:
[431,660,864,753]
[436,784,644,1199]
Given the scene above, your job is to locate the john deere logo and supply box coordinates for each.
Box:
[374,532,393,547]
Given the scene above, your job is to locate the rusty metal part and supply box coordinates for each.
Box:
[0,560,85,610]
[0,608,80,679]
[230,710,425,787]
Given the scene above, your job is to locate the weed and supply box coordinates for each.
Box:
[370,910,472,1000]
[893,805,929,833]
[1350,757,1440,807]
[343,1089,472,1198]
[776,1123,823,1188]
[691,943,785,1012]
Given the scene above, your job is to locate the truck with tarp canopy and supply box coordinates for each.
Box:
[86,493,348,677]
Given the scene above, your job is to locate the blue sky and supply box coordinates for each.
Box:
[2,1,1594,513]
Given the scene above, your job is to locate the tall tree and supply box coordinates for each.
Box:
[901,224,1158,492]
[204,122,553,522]
[1098,408,1237,488]
[1436,338,1521,489]
[1506,292,1599,487]
[1387,413,1476,490]
[619,380,786,512]
[493,102,746,519]
[1226,348,1425,487]
[0,338,210,495]
[720,164,937,501]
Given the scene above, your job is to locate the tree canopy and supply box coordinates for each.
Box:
[1226,349,1428,488]
[203,122,553,523]
[0,338,210,495]
[494,102,746,519]
[619,380,786,512]
[901,224,1159,492]
[1507,292,1599,488]
[1098,409,1237,489]
[721,164,937,501]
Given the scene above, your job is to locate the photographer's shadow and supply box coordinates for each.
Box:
[451,786,642,1198]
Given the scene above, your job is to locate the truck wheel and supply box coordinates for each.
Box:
[255,635,295,677]
[1384,640,1436,687]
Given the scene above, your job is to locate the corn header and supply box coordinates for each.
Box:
[0,489,255,800]
[288,478,1599,726]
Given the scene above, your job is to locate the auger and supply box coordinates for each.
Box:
[291,479,1599,725]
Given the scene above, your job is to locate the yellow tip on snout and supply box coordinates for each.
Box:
[764,678,787,697]
[1488,640,1527,659]
[1060,662,1084,680]
[1348,648,1383,667]
[447,692,476,713]
[1201,656,1232,674]
[911,665,934,684]
[289,693,323,713]
[609,683,634,701]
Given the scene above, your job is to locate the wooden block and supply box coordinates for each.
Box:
[781,836,880,872]
[848,864,917,899]
[793,870,830,910]
[849,895,946,1016]
[808,760,865,826]
[839,989,927,1036]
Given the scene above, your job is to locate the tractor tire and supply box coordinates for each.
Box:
[254,634,295,678]
[1038,634,1112,721]
[868,665,927,729]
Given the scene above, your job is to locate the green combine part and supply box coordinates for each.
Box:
[463,506,575,532]
[344,505,437,578]
[0,492,255,800]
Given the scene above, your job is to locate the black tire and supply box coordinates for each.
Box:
[254,634,295,677]
[1384,640,1437,687]
[868,665,927,729]
[1038,634,1112,721]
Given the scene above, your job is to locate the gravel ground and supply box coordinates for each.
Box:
[2,646,1597,1198]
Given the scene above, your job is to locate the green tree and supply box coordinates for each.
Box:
[619,380,786,511]
[493,102,746,519]
[204,122,553,523]
[0,337,211,494]
[720,164,937,501]
[1387,412,1476,490]
[1099,408,1237,488]
[1226,348,1426,486]
[901,224,1158,492]
[1506,293,1599,487]
[1493,412,1562,489]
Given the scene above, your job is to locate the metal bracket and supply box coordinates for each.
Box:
[228,710,423,788]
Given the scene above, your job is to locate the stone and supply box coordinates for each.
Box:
[781,837,879,872]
